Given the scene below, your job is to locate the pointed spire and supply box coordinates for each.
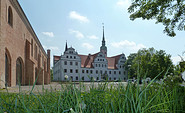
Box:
[65,40,68,51]
[102,23,105,42]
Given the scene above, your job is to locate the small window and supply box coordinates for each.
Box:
[105,71,107,74]
[75,62,78,66]
[124,71,126,75]
[74,56,76,59]
[99,64,100,67]
[31,39,33,57]
[66,56,68,58]
[120,66,121,68]
[98,59,99,61]
[64,61,67,65]
[109,71,111,74]
[70,76,73,81]
[102,64,103,67]
[96,70,98,74]
[64,69,67,73]
[114,78,116,80]
[86,70,89,73]
[82,70,84,73]
[82,77,84,81]
[90,70,93,74]
[114,71,116,74]
[97,77,99,80]
[109,77,111,80]
[70,56,72,58]
[70,62,73,65]
[96,64,97,67]
[76,69,78,73]
[70,69,73,73]
[76,76,78,80]
[119,71,121,75]
[8,6,13,26]
[100,70,102,74]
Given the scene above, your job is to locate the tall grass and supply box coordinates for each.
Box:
[0,78,185,112]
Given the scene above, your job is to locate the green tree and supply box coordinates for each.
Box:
[128,0,185,37]
[125,48,174,79]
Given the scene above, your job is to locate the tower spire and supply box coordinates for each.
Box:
[103,23,105,42]
[65,40,68,52]
[100,23,107,57]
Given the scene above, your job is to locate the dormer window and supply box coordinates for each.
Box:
[8,6,13,26]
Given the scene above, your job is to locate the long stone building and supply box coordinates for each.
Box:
[53,27,127,81]
[0,0,50,88]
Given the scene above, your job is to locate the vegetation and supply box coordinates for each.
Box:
[128,0,185,37]
[0,76,185,113]
[125,48,174,79]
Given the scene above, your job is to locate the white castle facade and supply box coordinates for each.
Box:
[53,27,128,81]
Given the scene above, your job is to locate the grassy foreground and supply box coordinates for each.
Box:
[0,80,185,113]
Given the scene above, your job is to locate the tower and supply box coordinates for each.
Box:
[100,24,107,57]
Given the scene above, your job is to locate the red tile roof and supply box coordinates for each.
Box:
[54,53,122,69]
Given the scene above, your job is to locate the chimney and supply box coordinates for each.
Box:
[47,49,51,83]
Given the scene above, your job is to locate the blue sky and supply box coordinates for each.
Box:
[18,0,185,67]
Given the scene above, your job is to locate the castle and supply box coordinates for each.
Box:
[0,0,50,88]
[53,26,127,81]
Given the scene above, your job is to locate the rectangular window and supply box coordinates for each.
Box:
[70,69,73,73]
[90,70,93,74]
[97,77,99,80]
[42,55,44,67]
[114,71,116,74]
[75,62,78,66]
[34,44,37,60]
[31,39,33,57]
[114,77,116,80]
[109,71,111,74]
[82,70,84,73]
[82,77,84,81]
[64,61,67,65]
[96,70,98,74]
[76,76,78,80]
[64,69,67,73]
[86,70,89,73]
[76,69,78,73]
[70,62,73,65]
[105,71,107,74]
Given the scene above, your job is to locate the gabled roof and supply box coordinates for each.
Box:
[106,54,122,69]
[78,52,100,68]
[54,53,123,69]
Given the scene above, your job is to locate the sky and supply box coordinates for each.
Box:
[18,0,185,67]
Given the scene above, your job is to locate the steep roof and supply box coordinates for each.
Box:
[78,52,99,68]
[54,53,122,69]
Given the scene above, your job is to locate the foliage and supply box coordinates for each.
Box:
[50,68,53,81]
[125,47,174,79]
[128,0,185,37]
[0,80,185,113]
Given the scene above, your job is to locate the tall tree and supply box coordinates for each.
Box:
[128,0,185,37]
[125,48,174,79]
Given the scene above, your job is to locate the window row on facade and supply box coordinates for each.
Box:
[65,76,119,81]
[63,69,126,75]
[64,61,78,66]
[66,55,76,59]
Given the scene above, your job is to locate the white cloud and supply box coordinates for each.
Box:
[42,32,54,37]
[116,0,131,9]
[43,45,59,52]
[171,56,185,65]
[69,29,84,39]
[82,43,94,50]
[87,35,99,40]
[111,40,146,52]
[69,11,89,23]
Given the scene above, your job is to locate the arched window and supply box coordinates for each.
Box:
[16,58,23,85]
[8,6,13,26]
[5,50,11,87]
